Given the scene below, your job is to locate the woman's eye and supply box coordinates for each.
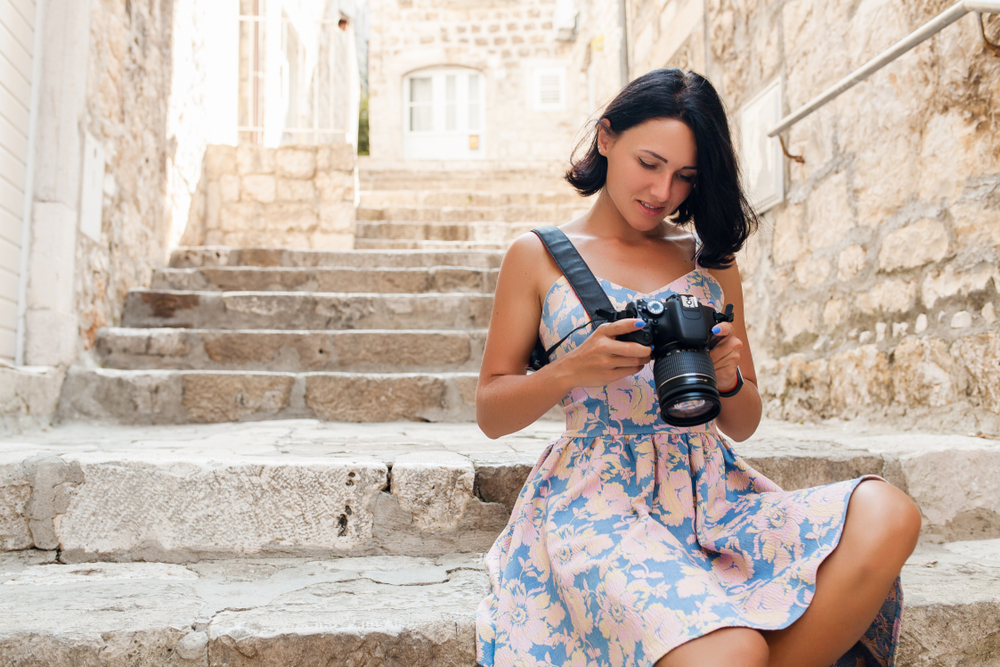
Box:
[678,174,695,184]
[638,159,655,170]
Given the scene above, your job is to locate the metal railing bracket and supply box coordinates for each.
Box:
[978,12,1000,54]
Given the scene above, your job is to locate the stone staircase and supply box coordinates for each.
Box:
[354,161,590,250]
[5,164,999,664]
[2,419,1000,665]
[57,162,591,426]
[58,247,499,424]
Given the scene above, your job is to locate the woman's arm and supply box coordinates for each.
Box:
[476,233,650,439]
[706,261,762,441]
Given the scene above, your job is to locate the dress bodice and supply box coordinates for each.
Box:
[539,267,726,438]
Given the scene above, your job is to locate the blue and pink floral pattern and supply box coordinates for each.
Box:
[476,267,901,667]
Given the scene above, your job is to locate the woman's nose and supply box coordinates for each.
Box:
[650,173,672,201]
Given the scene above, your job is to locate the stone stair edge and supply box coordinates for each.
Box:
[94,327,487,373]
[0,541,998,667]
[154,265,502,273]
[55,367,482,425]
[126,287,496,297]
[168,247,505,270]
[120,290,494,332]
[5,418,1000,557]
[352,240,515,250]
[150,265,500,295]
[98,326,491,334]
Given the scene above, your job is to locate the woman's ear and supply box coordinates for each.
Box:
[597,119,613,156]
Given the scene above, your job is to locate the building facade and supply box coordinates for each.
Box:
[1,0,361,430]
[367,0,620,163]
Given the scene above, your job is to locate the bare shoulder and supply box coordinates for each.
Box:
[499,232,562,304]
[650,222,696,262]
[705,260,745,303]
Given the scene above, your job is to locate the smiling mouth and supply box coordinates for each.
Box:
[638,201,665,212]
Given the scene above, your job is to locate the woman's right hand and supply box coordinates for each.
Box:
[553,318,652,388]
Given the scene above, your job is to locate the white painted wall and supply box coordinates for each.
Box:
[0,0,37,362]
[21,0,90,367]
[167,0,239,249]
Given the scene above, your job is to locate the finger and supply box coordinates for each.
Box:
[710,342,741,365]
[596,318,647,337]
[610,340,653,358]
[710,321,734,339]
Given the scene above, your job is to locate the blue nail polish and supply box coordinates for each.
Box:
[711,326,721,334]
[634,320,646,328]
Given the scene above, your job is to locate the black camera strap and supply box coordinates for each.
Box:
[528,226,616,370]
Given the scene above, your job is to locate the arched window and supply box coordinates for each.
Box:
[403,67,484,160]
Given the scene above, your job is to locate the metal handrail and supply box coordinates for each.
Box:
[768,0,1000,137]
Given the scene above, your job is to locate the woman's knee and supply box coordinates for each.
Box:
[848,480,922,558]
[657,627,769,667]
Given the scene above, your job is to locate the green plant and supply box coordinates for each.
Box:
[357,91,370,155]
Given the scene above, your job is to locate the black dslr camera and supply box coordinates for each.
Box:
[609,294,735,427]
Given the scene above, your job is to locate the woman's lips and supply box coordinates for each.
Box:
[638,200,665,215]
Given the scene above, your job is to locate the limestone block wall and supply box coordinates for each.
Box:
[572,0,628,117]
[73,0,176,352]
[627,0,1000,433]
[368,0,585,162]
[182,144,357,250]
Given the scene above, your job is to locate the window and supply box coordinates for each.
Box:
[532,67,566,112]
[237,0,354,146]
[403,68,486,159]
[409,77,434,132]
[404,69,483,134]
[468,74,480,131]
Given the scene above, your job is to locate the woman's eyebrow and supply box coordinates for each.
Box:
[640,149,697,170]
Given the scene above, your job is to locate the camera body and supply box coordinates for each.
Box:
[610,294,734,427]
[613,294,731,355]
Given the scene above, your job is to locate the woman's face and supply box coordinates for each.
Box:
[598,117,697,231]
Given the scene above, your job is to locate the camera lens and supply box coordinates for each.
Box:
[652,349,722,426]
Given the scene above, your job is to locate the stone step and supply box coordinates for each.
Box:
[361,176,570,191]
[357,204,579,224]
[355,220,535,243]
[96,328,487,372]
[359,170,571,193]
[169,247,504,270]
[55,368,479,425]
[0,544,997,667]
[4,420,999,561]
[358,189,584,208]
[353,239,512,251]
[151,266,499,293]
[121,289,493,330]
[0,551,486,666]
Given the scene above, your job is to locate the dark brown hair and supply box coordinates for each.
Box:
[566,69,758,268]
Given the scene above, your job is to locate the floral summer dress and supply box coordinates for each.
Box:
[476,265,902,667]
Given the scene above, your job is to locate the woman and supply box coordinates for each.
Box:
[475,69,920,667]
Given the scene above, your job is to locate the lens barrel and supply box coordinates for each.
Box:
[652,349,722,426]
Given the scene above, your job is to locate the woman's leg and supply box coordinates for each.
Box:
[656,628,769,667]
[763,480,921,667]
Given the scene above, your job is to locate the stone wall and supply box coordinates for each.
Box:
[368,0,586,162]
[622,0,1000,434]
[74,0,177,352]
[181,144,357,250]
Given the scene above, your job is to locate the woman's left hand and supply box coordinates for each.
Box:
[709,322,742,395]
